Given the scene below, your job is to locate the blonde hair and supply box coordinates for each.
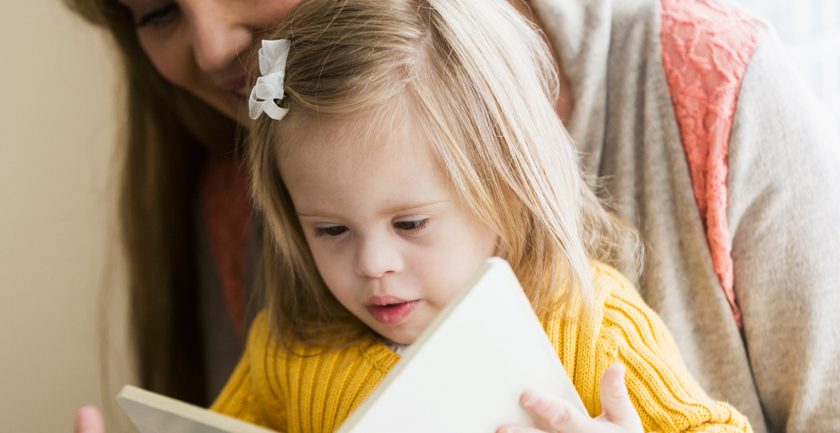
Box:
[250,0,641,347]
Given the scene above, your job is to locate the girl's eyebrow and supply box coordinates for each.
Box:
[380,199,451,216]
[296,200,451,219]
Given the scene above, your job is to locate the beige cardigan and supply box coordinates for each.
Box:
[529,0,840,432]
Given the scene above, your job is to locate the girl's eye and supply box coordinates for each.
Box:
[135,3,180,29]
[393,218,430,232]
[314,225,349,237]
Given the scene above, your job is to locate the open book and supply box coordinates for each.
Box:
[117,257,585,433]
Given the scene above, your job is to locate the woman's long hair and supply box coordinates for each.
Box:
[64,0,238,405]
[249,0,641,350]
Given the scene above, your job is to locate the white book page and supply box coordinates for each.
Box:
[117,386,278,433]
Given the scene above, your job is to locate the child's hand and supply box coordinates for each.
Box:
[497,364,643,433]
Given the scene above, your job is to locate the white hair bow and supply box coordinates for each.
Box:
[249,39,291,120]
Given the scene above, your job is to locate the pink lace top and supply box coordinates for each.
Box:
[660,0,765,326]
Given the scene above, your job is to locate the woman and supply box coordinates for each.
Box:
[69,1,840,432]
[64,0,303,407]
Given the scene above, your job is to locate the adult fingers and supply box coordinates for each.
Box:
[598,364,643,431]
[74,405,105,433]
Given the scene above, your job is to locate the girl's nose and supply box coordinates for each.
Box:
[190,5,253,74]
[356,237,405,279]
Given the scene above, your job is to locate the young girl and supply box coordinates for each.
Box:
[212,1,752,432]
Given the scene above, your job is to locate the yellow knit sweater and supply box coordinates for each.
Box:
[211,263,752,432]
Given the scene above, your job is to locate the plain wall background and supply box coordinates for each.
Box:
[0,1,133,432]
[733,0,840,122]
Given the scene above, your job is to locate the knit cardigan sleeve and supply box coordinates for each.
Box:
[547,264,752,432]
[724,28,840,433]
[211,311,286,431]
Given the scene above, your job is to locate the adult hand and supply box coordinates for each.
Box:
[497,364,643,433]
[74,405,105,433]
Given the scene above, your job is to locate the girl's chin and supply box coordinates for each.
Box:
[384,334,418,347]
[374,325,423,347]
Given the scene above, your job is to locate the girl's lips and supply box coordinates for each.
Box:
[367,300,420,325]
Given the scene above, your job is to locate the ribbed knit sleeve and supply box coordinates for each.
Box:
[546,264,752,433]
[209,311,395,433]
[211,311,286,430]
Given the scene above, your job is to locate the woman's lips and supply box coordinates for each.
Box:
[367,300,420,325]
[219,76,250,101]
[219,76,248,93]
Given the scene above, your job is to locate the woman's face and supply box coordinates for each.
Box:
[117,0,301,126]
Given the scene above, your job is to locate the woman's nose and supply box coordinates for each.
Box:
[189,5,253,74]
[356,236,405,279]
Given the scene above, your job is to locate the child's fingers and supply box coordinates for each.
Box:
[518,390,590,432]
[598,364,643,431]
